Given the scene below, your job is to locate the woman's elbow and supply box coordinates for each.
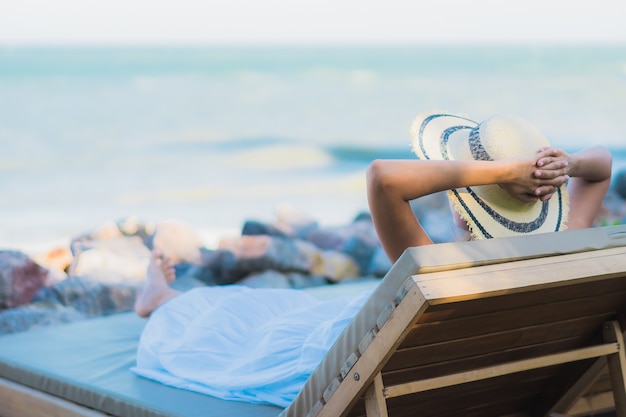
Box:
[366,159,395,192]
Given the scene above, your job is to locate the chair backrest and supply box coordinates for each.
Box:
[282,225,626,417]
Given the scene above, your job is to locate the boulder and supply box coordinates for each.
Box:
[296,241,360,282]
[199,249,238,285]
[306,218,380,274]
[152,219,204,264]
[217,235,311,281]
[274,204,319,239]
[179,249,238,286]
[68,236,150,284]
[367,247,393,277]
[0,301,85,334]
[30,246,73,284]
[241,220,289,238]
[44,276,137,317]
[0,251,49,310]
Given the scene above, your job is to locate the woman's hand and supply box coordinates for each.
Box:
[499,148,569,203]
[533,147,571,200]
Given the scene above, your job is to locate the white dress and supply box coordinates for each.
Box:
[132,285,369,407]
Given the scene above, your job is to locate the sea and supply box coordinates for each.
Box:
[1,45,625,250]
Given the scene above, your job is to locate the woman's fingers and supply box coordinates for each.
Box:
[534,165,568,180]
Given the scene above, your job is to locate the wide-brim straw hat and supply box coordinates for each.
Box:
[410,112,569,240]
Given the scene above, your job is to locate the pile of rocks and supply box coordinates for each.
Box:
[0,208,396,335]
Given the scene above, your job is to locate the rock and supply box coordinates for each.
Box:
[0,301,85,334]
[353,211,372,222]
[152,220,203,264]
[117,216,155,248]
[69,217,206,279]
[411,192,456,243]
[68,236,150,284]
[241,220,289,238]
[45,276,137,317]
[192,248,238,286]
[89,220,125,240]
[306,228,345,251]
[0,251,49,310]
[341,229,379,274]
[315,250,360,282]
[296,241,360,282]
[306,219,380,274]
[420,209,456,243]
[274,204,319,239]
[30,246,73,285]
[218,235,311,281]
[614,169,626,200]
[367,247,393,277]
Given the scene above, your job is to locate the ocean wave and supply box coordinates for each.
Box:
[228,145,335,170]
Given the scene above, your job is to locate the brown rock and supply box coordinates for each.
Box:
[0,251,49,310]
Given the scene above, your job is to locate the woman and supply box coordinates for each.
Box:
[368,112,612,262]
[132,112,612,407]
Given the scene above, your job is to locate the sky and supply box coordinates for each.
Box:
[1,0,625,45]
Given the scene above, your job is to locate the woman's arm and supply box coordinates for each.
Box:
[536,146,612,229]
[366,149,568,262]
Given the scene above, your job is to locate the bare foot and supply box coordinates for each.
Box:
[134,250,181,318]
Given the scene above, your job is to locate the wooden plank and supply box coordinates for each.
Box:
[413,247,626,304]
[384,336,587,386]
[385,315,610,372]
[0,377,108,417]
[363,373,388,417]
[547,357,607,415]
[414,246,626,285]
[382,370,549,417]
[347,371,544,417]
[567,391,615,416]
[421,277,626,322]
[384,343,618,398]
[401,291,626,348]
[603,321,626,417]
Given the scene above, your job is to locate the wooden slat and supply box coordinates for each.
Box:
[603,321,626,417]
[413,247,626,304]
[421,277,626,322]
[401,291,626,348]
[385,315,610,372]
[384,370,550,417]
[385,336,589,387]
[568,391,615,416]
[350,370,549,417]
[385,344,618,399]
[0,377,108,417]
[363,373,388,417]
[547,357,608,415]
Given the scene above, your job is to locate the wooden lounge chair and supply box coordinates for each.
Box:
[283,224,626,417]
[1,225,626,417]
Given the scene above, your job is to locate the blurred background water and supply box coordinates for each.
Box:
[0,45,625,247]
